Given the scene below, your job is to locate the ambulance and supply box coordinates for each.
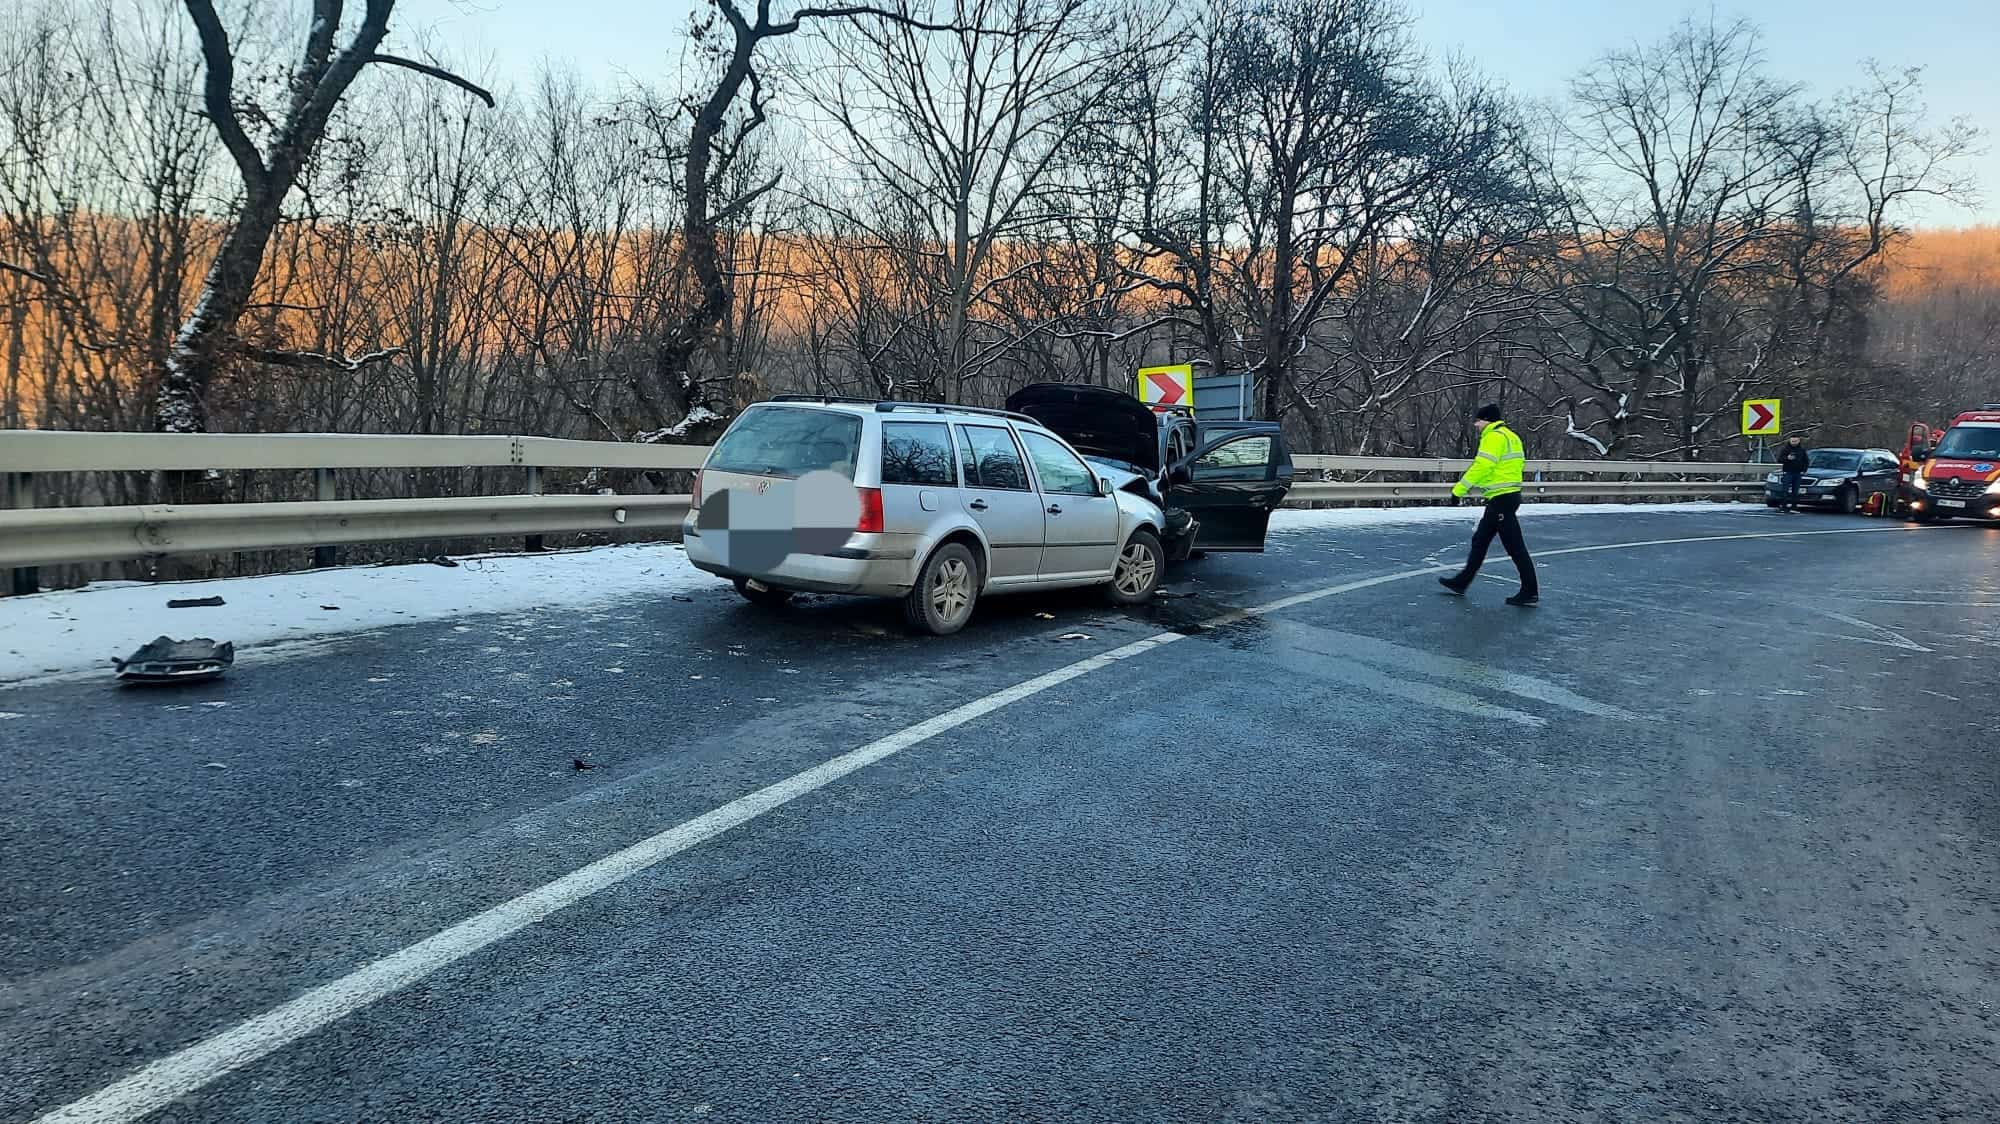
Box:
[1908,407,2000,522]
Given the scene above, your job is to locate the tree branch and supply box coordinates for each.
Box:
[363,54,497,108]
[181,0,268,185]
[0,260,56,287]
[241,344,406,372]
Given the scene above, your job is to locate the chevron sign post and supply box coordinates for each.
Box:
[1137,364,1194,409]
[1741,398,1781,436]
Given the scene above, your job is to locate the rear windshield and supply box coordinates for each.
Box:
[1807,450,1859,471]
[1933,425,2000,460]
[706,405,862,479]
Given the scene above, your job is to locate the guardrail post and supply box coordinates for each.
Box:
[524,466,546,553]
[6,472,38,596]
[312,468,338,569]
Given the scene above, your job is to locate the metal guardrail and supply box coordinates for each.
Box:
[1292,454,1765,477]
[0,430,709,472]
[0,429,1764,579]
[1286,480,1761,504]
[0,495,692,567]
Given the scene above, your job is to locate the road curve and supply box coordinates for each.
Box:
[3,509,1997,1123]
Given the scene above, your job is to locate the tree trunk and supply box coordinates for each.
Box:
[155,191,284,432]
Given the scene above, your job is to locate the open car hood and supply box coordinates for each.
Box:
[1005,383,1161,475]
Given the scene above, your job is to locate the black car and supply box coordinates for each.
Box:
[1764,447,1900,514]
[1004,382,1294,558]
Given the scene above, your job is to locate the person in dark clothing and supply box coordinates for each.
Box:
[1438,404,1539,606]
[1777,434,1810,512]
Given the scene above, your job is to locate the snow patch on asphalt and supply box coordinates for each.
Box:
[1,501,1761,686]
[0,545,718,687]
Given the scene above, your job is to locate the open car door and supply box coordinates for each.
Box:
[1166,425,1293,551]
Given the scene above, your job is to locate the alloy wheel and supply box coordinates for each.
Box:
[1114,541,1158,596]
[931,557,972,622]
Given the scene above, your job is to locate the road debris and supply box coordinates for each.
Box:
[112,637,234,685]
[572,758,596,771]
[167,596,225,609]
[1058,632,1093,641]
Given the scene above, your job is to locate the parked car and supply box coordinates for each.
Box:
[1002,382,1294,559]
[1764,447,1900,514]
[681,395,1169,635]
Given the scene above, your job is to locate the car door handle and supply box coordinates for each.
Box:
[1047,504,1062,515]
[968,498,988,511]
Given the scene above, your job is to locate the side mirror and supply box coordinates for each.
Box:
[1097,476,1112,496]
[1169,465,1193,487]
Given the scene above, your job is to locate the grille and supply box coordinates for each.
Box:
[1929,477,1986,500]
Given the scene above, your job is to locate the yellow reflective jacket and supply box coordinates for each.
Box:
[1453,422,1525,499]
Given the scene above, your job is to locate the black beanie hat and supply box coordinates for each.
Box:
[1475,403,1502,422]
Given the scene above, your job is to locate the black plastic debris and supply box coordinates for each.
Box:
[112,636,234,685]
[166,596,226,609]
[572,758,596,771]
[430,556,459,568]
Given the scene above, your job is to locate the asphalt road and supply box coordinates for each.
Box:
[3,508,1997,1123]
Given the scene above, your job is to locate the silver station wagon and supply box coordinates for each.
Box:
[681,396,1169,634]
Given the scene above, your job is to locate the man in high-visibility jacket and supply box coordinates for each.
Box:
[1438,403,1539,605]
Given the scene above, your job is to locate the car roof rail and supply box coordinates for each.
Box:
[874,401,1041,425]
[769,393,882,406]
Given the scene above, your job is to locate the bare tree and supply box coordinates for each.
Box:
[155,0,493,433]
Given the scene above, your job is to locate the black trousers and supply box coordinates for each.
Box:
[1453,491,1537,595]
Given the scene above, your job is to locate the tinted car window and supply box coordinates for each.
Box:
[1019,430,1099,496]
[1806,450,1859,472]
[880,422,956,486]
[1193,435,1273,480]
[958,425,1031,491]
[707,406,861,480]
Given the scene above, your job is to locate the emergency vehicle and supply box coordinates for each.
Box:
[1907,407,2000,522]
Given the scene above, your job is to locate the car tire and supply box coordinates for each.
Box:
[1105,529,1165,606]
[903,542,979,636]
[1836,485,1858,515]
[733,578,793,607]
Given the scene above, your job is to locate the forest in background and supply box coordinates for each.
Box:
[2,0,1994,478]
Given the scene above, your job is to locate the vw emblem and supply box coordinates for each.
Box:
[754,479,771,494]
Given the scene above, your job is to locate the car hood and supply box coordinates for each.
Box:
[1925,459,2000,482]
[1005,383,1160,474]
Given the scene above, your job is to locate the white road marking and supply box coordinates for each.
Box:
[1855,598,2000,607]
[1806,609,1932,653]
[28,518,1940,1124]
[1266,618,1642,721]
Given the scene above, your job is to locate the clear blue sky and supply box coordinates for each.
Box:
[393,0,1996,224]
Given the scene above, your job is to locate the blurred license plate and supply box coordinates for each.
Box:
[1938,499,1966,508]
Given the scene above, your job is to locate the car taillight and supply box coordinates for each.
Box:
[689,470,703,511]
[856,486,884,533]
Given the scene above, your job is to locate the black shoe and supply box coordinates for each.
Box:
[1505,591,1538,607]
[1438,576,1469,596]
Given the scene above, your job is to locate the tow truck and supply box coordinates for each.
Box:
[1907,407,2000,522]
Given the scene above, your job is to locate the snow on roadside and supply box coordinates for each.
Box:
[1267,500,1761,534]
[1,500,1762,687]
[0,544,722,687]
